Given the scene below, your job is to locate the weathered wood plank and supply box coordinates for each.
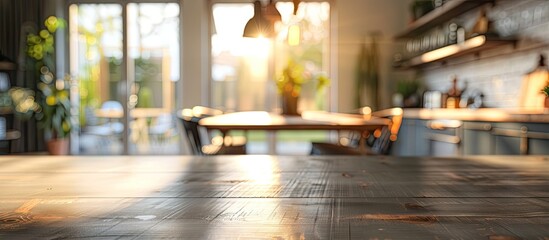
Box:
[1,171,547,198]
[0,155,547,239]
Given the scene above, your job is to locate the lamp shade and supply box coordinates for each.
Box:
[243,0,274,38]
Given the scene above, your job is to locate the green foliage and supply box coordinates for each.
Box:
[27,16,72,139]
[137,86,153,108]
[396,79,420,98]
[26,16,65,61]
[135,57,160,82]
[36,75,71,139]
[541,85,549,96]
[276,59,329,96]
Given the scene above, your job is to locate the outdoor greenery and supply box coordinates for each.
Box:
[217,130,328,142]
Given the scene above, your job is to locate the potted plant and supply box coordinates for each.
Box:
[542,85,549,110]
[395,79,420,108]
[27,16,72,154]
[275,59,329,115]
[36,75,71,154]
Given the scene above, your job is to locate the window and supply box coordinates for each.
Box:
[69,2,180,155]
[211,1,331,112]
[210,1,331,154]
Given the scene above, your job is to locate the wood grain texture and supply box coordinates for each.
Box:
[0,155,548,239]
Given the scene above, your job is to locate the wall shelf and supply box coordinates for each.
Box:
[0,62,16,71]
[396,0,493,39]
[394,35,516,69]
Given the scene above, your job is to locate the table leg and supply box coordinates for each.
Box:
[267,131,277,154]
[219,130,228,145]
[357,130,371,155]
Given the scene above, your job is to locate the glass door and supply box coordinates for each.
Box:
[69,2,180,155]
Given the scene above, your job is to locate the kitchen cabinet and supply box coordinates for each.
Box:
[492,123,525,155]
[393,118,462,156]
[392,112,549,156]
[425,119,462,156]
[391,118,413,156]
[392,118,462,156]
[492,122,549,155]
[528,124,549,155]
[463,121,493,155]
[392,118,429,156]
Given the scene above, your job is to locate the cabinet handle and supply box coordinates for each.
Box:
[426,120,462,130]
[492,127,530,155]
[427,133,461,144]
[527,131,549,140]
[464,123,492,131]
[491,127,526,137]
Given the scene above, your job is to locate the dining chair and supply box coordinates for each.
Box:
[83,101,124,139]
[148,113,176,145]
[177,106,247,155]
[310,107,403,155]
[78,101,126,154]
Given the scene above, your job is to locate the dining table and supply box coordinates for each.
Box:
[198,111,391,154]
[92,107,174,144]
[1,154,547,239]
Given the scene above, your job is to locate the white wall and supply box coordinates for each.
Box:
[179,0,412,111]
[333,0,412,112]
[420,0,549,108]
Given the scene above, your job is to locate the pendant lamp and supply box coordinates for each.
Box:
[264,0,281,24]
[243,0,274,38]
[293,0,301,15]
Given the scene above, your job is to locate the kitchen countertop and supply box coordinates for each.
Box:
[403,108,549,123]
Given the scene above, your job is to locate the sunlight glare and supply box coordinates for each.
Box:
[288,25,300,46]
[237,157,279,185]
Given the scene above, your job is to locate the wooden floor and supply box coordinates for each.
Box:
[0,155,548,239]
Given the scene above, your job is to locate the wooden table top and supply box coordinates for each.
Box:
[199,111,390,132]
[94,108,172,119]
[0,155,548,239]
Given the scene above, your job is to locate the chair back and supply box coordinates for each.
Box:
[176,106,223,155]
[149,113,174,134]
[101,101,123,111]
[369,107,403,154]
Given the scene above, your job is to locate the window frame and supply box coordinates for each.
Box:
[67,0,183,155]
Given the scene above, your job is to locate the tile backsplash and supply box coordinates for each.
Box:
[420,0,549,108]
